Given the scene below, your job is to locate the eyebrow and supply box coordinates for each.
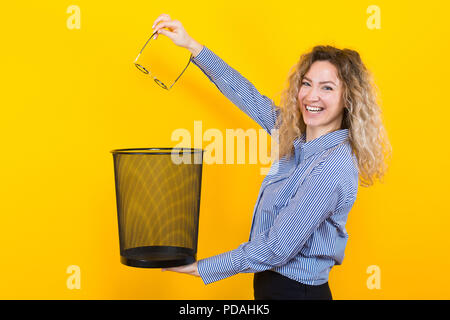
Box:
[303,76,337,86]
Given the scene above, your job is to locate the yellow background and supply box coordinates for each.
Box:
[1,0,449,299]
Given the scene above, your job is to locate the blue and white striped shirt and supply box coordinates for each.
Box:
[191,46,359,286]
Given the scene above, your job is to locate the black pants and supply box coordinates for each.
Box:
[253,270,332,300]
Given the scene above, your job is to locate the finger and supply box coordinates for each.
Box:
[154,20,179,32]
[153,21,178,39]
[152,14,171,29]
[155,28,176,40]
[163,268,188,274]
[152,13,171,27]
[162,267,182,272]
[164,265,192,273]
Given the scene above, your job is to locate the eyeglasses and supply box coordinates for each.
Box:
[134,30,193,90]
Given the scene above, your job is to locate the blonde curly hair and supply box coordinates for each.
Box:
[274,45,392,187]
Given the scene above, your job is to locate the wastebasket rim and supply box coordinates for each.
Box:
[110,147,205,155]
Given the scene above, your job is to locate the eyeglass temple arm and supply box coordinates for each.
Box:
[168,53,193,89]
[134,31,158,63]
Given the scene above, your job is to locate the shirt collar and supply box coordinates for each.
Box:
[293,129,349,165]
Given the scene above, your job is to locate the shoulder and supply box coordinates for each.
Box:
[322,141,358,181]
[320,142,359,201]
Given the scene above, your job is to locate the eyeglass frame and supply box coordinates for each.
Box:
[133,30,193,90]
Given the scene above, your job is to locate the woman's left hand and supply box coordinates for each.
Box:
[162,261,200,277]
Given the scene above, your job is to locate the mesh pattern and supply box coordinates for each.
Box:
[112,150,203,256]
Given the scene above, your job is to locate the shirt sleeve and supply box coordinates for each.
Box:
[197,171,349,285]
[191,46,280,136]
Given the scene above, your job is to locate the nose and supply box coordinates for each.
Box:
[303,93,320,104]
[304,86,321,103]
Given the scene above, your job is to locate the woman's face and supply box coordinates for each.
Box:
[298,60,345,138]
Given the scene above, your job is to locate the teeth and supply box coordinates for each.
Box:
[306,105,323,112]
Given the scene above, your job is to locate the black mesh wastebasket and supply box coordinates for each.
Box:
[110,147,204,268]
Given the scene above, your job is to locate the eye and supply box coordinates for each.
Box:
[301,81,310,86]
[323,86,333,91]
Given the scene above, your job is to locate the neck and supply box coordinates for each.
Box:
[306,125,341,142]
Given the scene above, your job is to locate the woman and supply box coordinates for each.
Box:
[153,14,392,300]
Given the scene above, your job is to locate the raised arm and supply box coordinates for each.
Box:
[152,14,280,136]
[190,45,280,136]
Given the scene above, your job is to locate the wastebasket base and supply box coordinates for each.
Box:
[121,246,196,268]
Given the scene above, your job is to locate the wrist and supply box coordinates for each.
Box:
[194,261,200,277]
[187,39,204,58]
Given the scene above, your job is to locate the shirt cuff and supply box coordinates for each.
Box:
[197,250,241,285]
[191,46,228,80]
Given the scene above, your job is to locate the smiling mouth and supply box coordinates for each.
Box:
[305,104,324,113]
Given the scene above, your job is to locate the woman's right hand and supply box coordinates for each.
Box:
[152,14,203,56]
